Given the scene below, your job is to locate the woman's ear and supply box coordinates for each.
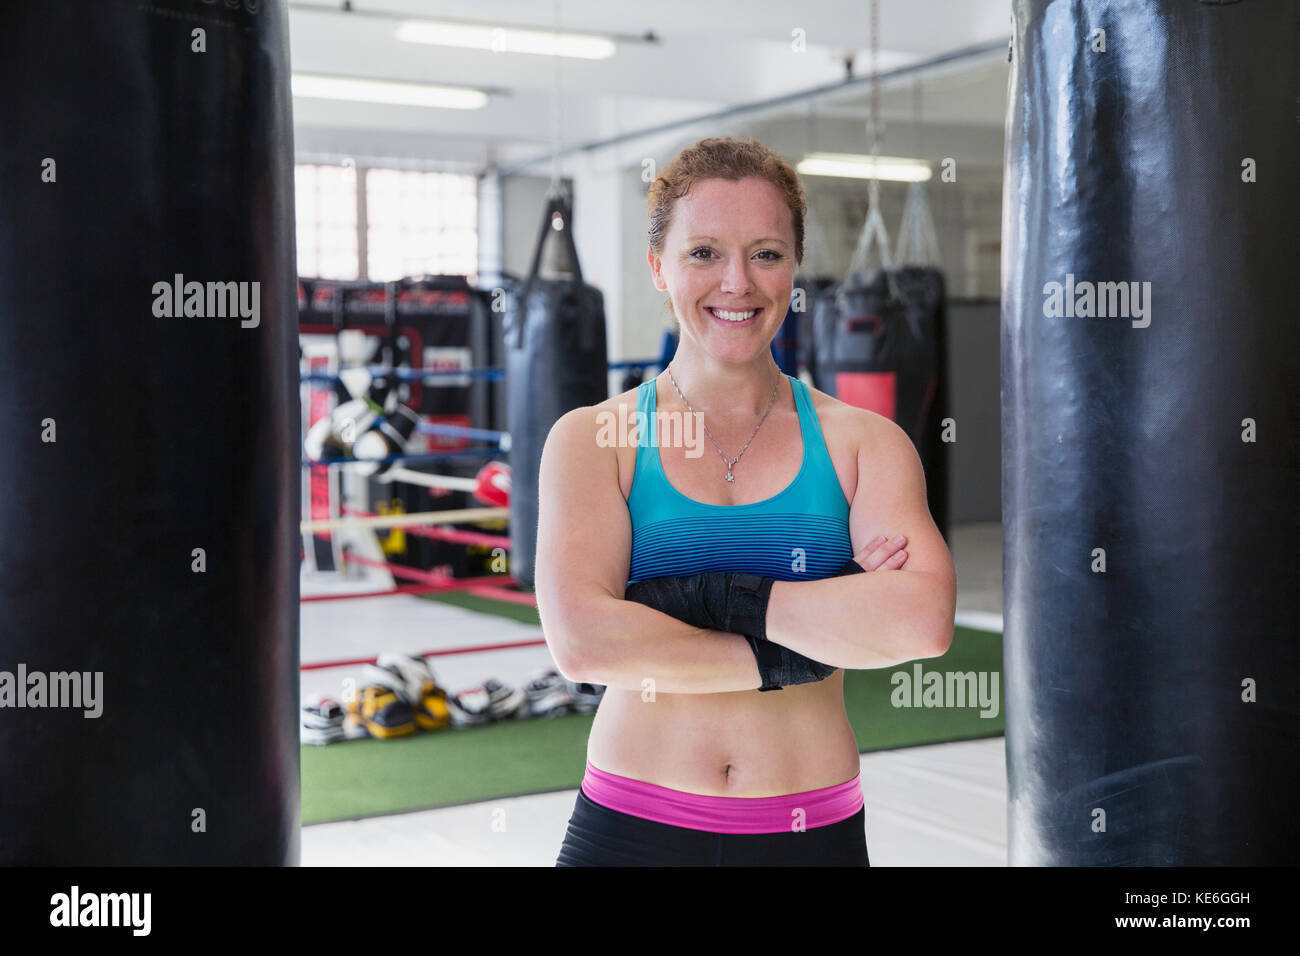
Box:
[646,246,666,291]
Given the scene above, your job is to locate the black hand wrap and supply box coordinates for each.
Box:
[623,572,772,640]
[741,636,835,692]
[623,557,865,693]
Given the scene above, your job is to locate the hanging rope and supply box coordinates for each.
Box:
[867,0,882,198]
[895,79,941,266]
[547,0,564,201]
[895,183,940,265]
[847,0,895,280]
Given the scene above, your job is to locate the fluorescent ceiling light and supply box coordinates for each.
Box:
[291,74,488,110]
[395,20,616,59]
[798,152,932,183]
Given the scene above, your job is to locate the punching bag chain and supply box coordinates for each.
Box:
[867,0,881,212]
[548,0,564,200]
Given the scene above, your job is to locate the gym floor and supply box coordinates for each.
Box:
[300,521,1006,866]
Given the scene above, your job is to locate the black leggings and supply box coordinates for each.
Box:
[555,789,870,867]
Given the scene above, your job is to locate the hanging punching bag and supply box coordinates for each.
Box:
[811,267,949,540]
[893,265,949,542]
[1003,0,1300,864]
[812,271,906,415]
[784,275,834,378]
[799,277,838,384]
[505,194,608,590]
[0,1,299,863]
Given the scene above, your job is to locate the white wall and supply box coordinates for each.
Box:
[309,108,1007,523]
[494,112,1005,367]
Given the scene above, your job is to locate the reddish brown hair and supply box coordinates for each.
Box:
[646,136,805,266]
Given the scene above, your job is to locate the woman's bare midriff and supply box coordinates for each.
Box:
[587,380,864,797]
[586,676,862,795]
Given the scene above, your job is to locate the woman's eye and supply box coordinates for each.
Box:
[690,248,782,261]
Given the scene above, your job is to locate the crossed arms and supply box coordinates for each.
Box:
[535,403,956,694]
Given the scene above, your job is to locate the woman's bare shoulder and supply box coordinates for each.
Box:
[542,383,645,498]
[545,382,642,444]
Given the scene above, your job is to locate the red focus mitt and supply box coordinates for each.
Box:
[472,462,511,507]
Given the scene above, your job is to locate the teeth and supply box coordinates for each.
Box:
[709,308,757,322]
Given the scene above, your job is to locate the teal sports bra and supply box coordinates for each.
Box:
[627,374,854,584]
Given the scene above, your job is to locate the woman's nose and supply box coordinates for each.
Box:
[719,256,755,294]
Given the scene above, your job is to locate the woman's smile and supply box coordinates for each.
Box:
[704,305,764,327]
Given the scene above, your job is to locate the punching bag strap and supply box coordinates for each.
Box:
[895,182,941,267]
[512,192,585,349]
[525,192,584,287]
[847,189,894,276]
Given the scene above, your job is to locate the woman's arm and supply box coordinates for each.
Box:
[534,405,763,694]
[764,412,957,669]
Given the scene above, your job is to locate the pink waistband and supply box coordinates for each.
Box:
[580,761,864,834]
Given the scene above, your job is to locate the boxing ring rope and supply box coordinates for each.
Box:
[341,505,510,549]
[459,583,538,607]
[376,467,479,492]
[303,448,503,468]
[301,367,506,383]
[336,550,509,587]
[298,359,657,597]
[301,506,508,533]
[301,582,483,603]
[300,358,656,386]
[338,547,533,606]
[415,422,510,446]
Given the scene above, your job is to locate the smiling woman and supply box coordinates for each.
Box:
[534,136,956,867]
[646,138,805,351]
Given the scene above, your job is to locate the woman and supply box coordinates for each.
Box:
[536,136,956,866]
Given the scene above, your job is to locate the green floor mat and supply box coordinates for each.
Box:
[420,590,541,626]
[302,623,1003,825]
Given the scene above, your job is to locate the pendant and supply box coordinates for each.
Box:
[724,470,735,483]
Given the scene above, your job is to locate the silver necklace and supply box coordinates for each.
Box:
[665,364,782,483]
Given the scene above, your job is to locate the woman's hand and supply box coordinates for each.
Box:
[853,534,909,571]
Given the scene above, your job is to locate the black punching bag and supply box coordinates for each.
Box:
[892,265,949,543]
[0,1,299,863]
[811,267,950,541]
[505,194,608,590]
[1003,0,1299,865]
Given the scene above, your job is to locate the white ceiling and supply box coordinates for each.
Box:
[287,0,1012,170]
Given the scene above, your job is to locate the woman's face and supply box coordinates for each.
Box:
[648,176,797,367]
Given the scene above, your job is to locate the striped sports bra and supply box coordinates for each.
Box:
[627,374,854,584]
